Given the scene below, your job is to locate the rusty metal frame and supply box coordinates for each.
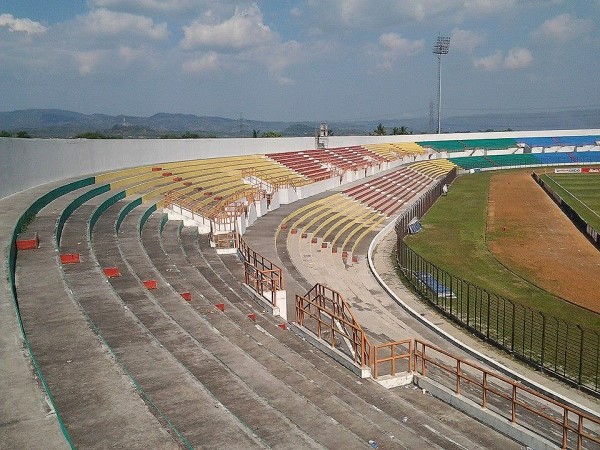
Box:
[211,231,238,250]
[241,167,305,191]
[413,339,600,449]
[164,187,257,224]
[295,284,372,368]
[238,236,284,306]
[372,340,413,379]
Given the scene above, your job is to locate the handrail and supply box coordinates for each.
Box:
[238,235,284,306]
[164,188,254,222]
[212,231,237,250]
[413,338,600,449]
[293,284,600,447]
[295,284,372,367]
[372,340,413,379]
[241,167,303,191]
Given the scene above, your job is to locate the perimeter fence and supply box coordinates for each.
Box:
[394,169,600,395]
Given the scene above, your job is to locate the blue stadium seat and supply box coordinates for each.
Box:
[533,153,574,164]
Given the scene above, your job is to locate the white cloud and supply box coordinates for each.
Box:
[238,40,306,85]
[181,4,277,50]
[450,28,486,54]
[262,41,302,74]
[290,7,302,18]
[379,33,424,56]
[462,0,517,15]
[532,13,593,43]
[75,50,105,75]
[274,75,295,85]
[504,47,532,69]
[90,0,200,12]
[80,8,168,40]
[118,45,137,63]
[182,51,222,73]
[117,45,157,67]
[0,13,47,34]
[371,33,424,70]
[473,50,504,70]
[473,47,532,71]
[307,0,521,28]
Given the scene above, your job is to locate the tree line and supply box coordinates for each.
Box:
[0,130,31,138]
[371,123,412,136]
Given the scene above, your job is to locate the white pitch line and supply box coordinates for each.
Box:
[547,174,600,220]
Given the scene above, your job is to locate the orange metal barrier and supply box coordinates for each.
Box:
[372,340,413,379]
[238,236,284,306]
[295,284,372,368]
[413,339,600,450]
[212,231,237,250]
[241,167,304,191]
[164,188,254,223]
[292,283,600,448]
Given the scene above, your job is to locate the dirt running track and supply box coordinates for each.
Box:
[487,170,600,313]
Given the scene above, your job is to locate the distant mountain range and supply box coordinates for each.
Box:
[0,108,598,138]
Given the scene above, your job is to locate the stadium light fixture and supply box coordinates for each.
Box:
[433,35,451,134]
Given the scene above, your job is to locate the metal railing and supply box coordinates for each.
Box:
[238,236,284,306]
[212,231,237,250]
[293,283,600,448]
[394,168,457,242]
[164,188,255,223]
[372,340,413,379]
[413,339,600,450]
[241,167,305,190]
[295,284,372,368]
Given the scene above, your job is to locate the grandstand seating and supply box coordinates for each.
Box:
[344,167,432,215]
[268,145,402,181]
[486,153,539,167]
[447,155,495,170]
[6,139,599,449]
[11,173,375,446]
[266,151,333,180]
[419,138,518,153]
[533,152,574,165]
[408,159,456,178]
[364,142,426,160]
[449,150,600,170]
[519,136,600,148]
[280,166,436,260]
[572,151,600,163]
[13,183,177,449]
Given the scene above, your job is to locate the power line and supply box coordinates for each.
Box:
[446,104,600,112]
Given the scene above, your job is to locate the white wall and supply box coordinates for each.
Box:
[2,129,599,200]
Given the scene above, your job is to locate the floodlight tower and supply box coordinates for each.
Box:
[433,35,450,134]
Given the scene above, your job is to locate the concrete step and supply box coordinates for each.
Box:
[171,223,522,450]
[60,199,267,449]
[141,215,400,448]
[116,207,331,448]
[14,187,179,449]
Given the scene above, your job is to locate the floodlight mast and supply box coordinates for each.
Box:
[433,35,450,134]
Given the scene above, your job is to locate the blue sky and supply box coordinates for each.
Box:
[1,1,599,121]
